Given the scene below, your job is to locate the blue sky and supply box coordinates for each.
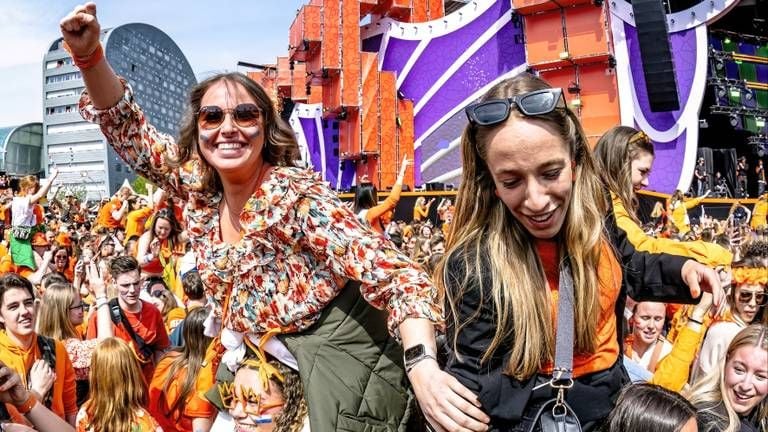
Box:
[0,0,306,127]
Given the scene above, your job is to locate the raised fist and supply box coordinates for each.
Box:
[59,2,101,57]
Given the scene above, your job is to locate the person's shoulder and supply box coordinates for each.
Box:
[140,300,163,318]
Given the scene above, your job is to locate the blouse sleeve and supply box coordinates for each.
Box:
[296,180,441,339]
[78,79,189,200]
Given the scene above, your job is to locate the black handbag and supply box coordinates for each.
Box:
[526,260,582,432]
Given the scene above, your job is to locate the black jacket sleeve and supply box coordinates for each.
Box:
[605,207,698,304]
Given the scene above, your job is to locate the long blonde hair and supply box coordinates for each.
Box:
[436,73,605,380]
[36,283,80,341]
[85,338,148,432]
[686,324,768,432]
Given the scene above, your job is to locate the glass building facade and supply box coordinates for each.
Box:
[0,123,44,176]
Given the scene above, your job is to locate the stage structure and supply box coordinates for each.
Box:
[246,0,767,195]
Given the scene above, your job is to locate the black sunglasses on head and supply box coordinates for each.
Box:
[465,88,566,127]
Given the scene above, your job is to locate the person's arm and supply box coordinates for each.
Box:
[27,250,54,286]
[296,182,488,431]
[650,292,713,391]
[191,417,213,432]
[0,361,75,432]
[606,207,723,306]
[28,170,58,205]
[135,231,154,266]
[110,199,129,223]
[87,261,113,341]
[60,3,186,199]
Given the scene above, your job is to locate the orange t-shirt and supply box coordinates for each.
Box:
[0,332,78,424]
[86,300,170,383]
[536,239,623,377]
[148,352,215,432]
[125,207,154,241]
[96,198,124,229]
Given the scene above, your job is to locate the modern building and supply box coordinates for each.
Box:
[0,123,44,176]
[43,23,196,199]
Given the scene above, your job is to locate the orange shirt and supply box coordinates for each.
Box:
[86,300,170,383]
[96,198,124,229]
[165,307,186,335]
[148,352,215,432]
[0,332,78,424]
[537,239,623,377]
[125,207,154,241]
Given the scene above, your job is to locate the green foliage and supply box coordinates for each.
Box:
[131,176,150,196]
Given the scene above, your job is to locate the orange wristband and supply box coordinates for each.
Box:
[72,44,104,70]
[14,393,37,415]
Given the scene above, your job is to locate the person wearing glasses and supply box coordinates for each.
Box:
[436,73,723,431]
[62,4,450,431]
[696,241,768,381]
[36,265,113,407]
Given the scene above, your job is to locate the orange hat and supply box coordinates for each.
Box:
[55,233,72,247]
[31,232,50,247]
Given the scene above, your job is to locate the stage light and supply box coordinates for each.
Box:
[724,37,731,44]
[729,113,740,127]
[716,85,727,98]
[337,108,348,121]
[567,82,581,94]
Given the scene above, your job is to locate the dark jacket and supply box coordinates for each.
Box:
[280,281,416,432]
[442,209,698,431]
[696,402,760,432]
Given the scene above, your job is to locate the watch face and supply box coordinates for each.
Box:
[404,344,425,362]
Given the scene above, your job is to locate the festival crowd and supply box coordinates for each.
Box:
[0,3,765,432]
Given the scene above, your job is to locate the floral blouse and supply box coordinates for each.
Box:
[79,82,441,338]
[76,407,163,432]
[64,337,98,380]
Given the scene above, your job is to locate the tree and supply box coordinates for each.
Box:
[131,175,150,196]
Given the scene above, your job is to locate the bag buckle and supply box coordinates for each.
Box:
[549,368,574,389]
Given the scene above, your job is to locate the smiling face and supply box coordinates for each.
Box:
[229,367,285,432]
[485,119,573,240]
[197,81,266,184]
[0,287,36,340]
[724,345,768,415]
[630,150,654,192]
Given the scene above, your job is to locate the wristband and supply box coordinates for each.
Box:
[69,44,104,70]
[688,316,704,325]
[14,392,37,415]
[143,253,154,264]
[97,302,109,310]
[94,295,107,301]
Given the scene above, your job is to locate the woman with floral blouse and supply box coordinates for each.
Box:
[59,3,482,431]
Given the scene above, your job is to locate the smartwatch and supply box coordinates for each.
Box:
[403,344,436,373]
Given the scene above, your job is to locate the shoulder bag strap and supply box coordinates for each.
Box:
[108,298,153,358]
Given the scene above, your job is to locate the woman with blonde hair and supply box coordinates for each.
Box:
[36,262,112,406]
[76,337,162,432]
[686,324,767,432]
[437,73,722,430]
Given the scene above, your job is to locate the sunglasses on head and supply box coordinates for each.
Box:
[465,88,566,127]
[197,103,261,130]
[737,290,767,306]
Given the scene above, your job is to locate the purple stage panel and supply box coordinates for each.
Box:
[396,0,510,101]
[381,38,420,74]
[625,22,696,130]
[363,33,384,53]
[645,127,688,193]
[300,117,323,172]
[322,120,341,188]
[414,20,525,138]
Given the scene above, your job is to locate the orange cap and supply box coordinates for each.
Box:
[31,232,49,247]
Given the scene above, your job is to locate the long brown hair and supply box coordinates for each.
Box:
[157,308,211,423]
[436,73,605,380]
[169,72,299,193]
[86,338,148,432]
[594,126,655,223]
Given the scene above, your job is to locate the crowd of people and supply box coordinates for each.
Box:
[0,3,765,432]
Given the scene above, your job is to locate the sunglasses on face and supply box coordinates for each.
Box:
[465,88,566,127]
[69,303,87,311]
[737,290,767,306]
[218,382,284,417]
[197,103,261,130]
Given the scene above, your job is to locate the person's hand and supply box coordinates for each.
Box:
[59,3,101,57]
[42,250,54,263]
[691,291,714,321]
[49,168,59,180]
[28,360,55,399]
[408,360,489,432]
[681,260,724,308]
[87,260,106,298]
[0,362,31,406]
[149,238,161,256]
